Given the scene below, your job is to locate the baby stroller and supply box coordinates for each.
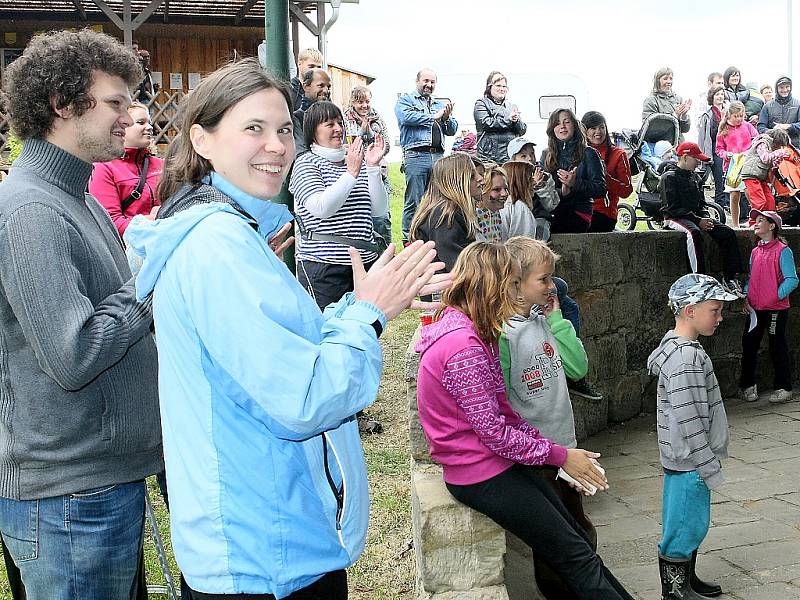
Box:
[614,114,725,230]
[773,143,800,226]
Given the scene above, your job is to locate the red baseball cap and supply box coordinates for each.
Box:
[675,142,711,162]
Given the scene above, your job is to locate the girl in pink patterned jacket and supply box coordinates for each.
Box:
[716,101,757,226]
[415,241,635,600]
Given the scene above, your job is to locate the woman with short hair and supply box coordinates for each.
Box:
[290,100,389,310]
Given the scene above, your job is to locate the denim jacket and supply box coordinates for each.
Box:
[395,92,458,150]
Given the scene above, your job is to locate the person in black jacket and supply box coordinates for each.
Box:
[540,108,606,233]
[661,142,746,296]
[410,152,481,272]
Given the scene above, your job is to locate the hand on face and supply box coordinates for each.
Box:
[541,287,560,317]
[532,166,545,188]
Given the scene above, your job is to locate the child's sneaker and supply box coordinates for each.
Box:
[568,378,603,401]
[742,385,758,402]
[722,278,746,299]
[769,389,793,404]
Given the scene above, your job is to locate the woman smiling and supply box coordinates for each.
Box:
[290,100,389,310]
[125,58,446,599]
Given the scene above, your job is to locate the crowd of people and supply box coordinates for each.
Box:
[0,28,797,600]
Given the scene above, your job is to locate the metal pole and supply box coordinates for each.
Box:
[789,0,794,79]
[265,0,295,271]
[265,0,289,80]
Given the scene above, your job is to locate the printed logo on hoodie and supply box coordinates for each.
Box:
[520,341,562,392]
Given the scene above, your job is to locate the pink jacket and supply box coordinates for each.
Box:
[716,121,757,170]
[89,147,163,236]
[415,307,567,485]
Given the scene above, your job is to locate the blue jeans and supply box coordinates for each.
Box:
[402,150,442,240]
[658,470,711,559]
[0,480,146,600]
[554,276,581,337]
[372,213,392,246]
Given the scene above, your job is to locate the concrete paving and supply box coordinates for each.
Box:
[583,395,800,600]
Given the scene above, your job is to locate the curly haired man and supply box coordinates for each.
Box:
[0,29,162,599]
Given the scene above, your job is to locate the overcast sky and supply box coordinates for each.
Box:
[298,0,798,154]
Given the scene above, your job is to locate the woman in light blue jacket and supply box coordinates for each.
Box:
[126,58,446,600]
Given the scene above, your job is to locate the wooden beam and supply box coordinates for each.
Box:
[291,13,299,63]
[91,0,124,29]
[163,0,169,23]
[288,2,318,36]
[316,2,324,52]
[122,0,132,46]
[71,0,87,20]
[131,0,165,29]
[234,0,258,25]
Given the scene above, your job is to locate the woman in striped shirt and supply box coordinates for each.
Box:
[290,100,389,310]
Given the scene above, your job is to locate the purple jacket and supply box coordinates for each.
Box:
[415,307,567,485]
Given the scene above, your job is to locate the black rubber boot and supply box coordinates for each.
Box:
[690,550,722,597]
[659,554,708,600]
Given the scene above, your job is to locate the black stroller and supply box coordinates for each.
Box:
[614,113,725,230]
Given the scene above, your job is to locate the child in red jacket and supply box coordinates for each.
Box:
[89,102,163,236]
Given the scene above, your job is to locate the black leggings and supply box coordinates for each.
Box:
[190,570,347,600]
[446,464,634,600]
[740,309,792,391]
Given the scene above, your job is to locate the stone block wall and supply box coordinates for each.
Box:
[408,229,800,598]
[551,229,800,418]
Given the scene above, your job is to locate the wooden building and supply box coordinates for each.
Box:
[0,1,372,156]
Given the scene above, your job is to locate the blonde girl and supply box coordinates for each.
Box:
[475,162,508,243]
[410,152,481,271]
[716,101,757,226]
[415,241,635,600]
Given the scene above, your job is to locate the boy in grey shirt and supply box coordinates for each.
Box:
[647,273,735,600]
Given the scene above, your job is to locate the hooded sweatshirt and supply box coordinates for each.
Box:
[125,174,385,597]
[647,331,729,489]
[415,307,568,486]
[499,309,588,448]
[757,76,800,145]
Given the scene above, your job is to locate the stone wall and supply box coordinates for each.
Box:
[552,229,800,420]
[408,229,800,599]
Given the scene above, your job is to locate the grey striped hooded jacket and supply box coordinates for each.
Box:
[647,331,729,489]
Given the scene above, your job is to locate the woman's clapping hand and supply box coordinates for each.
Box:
[365,134,387,167]
[350,241,450,321]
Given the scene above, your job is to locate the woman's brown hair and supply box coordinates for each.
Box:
[543,108,587,173]
[157,57,292,201]
[439,241,518,342]
[410,152,478,240]
[502,161,535,210]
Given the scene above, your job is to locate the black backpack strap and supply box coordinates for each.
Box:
[121,154,150,213]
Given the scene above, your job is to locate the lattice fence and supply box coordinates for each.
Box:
[142,89,186,147]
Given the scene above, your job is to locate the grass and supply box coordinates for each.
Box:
[0,164,419,599]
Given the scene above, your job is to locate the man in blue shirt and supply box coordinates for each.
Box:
[395,69,458,241]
